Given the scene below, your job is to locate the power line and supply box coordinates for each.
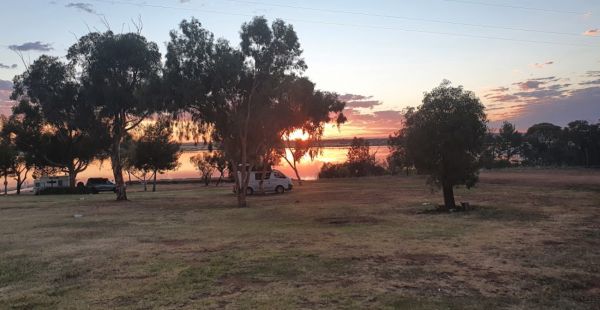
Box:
[224,0,585,37]
[442,0,587,15]
[88,0,596,48]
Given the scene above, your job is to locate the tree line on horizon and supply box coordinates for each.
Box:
[0,16,346,207]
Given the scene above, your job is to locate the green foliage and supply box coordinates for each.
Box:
[402,80,487,209]
[67,31,163,200]
[7,55,109,188]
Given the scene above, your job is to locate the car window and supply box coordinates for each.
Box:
[254,172,271,180]
[274,171,286,178]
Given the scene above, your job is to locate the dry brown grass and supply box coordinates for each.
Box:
[0,169,599,309]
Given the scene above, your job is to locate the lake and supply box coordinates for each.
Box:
[4,146,391,191]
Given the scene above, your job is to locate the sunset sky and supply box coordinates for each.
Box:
[1,0,599,138]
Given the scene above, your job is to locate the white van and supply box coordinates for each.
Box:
[236,170,293,195]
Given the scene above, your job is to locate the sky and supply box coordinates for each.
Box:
[1,0,599,138]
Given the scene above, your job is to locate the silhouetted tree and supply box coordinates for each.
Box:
[522,123,564,166]
[7,56,107,187]
[563,120,596,167]
[388,130,413,175]
[129,118,181,192]
[403,81,487,209]
[68,31,162,200]
[0,137,17,195]
[190,153,215,186]
[165,17,342,207]
[498,121,522,162]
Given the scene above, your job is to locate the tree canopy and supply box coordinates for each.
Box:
[7,55,108,187]
[403,80,487,209]
[68,31,163,200]
[165,17,344,207]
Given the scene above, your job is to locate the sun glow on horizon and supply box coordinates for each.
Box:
[285,129,310,141]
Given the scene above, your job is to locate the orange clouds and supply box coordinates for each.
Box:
[583,29,599,36]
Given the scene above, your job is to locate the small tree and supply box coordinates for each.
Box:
[190,153,215,186]
[387,131,412,175]
[129,118,181,192]
[209,151,229,186]
[0,138,17,195]
[522,123,564,166]
[498,121,522,162]
[403,81,487,210]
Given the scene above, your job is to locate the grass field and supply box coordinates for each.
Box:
[1,169,599,309]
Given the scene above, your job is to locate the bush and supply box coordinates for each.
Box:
[36,187,87,195]
[318,162,386,179]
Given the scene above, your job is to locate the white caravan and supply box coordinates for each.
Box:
[236,170,293,195]
[33,175,70,193]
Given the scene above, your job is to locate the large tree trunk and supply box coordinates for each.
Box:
[442,182,456,210]
[68,165,77,188]
[3,173,7,195]
[233,161,248,208]
[215,171,223,186]
[258,162,268,194]
[292,162,303,186]
[152,170,157,192]
[16,174,21,195]
[111,133,127,201]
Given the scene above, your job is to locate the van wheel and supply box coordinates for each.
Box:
[275,185,285,194]
[245,187,254,196]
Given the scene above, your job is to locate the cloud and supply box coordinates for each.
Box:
[0,79,13,91]
[8,41,53,52]
[339,93,382,109]
[586,71,600,77]
[484,72,600,129]
[583,29,599,36]
[65,2,97,14]
[324,93,404,137]
[514,80,544,91]
[579,79,600,86]
[512,77,559,91]
[532,61,554,69]
[502,87,600,130]
[0,63,17,69]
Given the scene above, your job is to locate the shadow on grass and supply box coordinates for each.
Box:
[418,205,547,222]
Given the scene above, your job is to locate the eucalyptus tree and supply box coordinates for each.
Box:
[272,78,346,185]
[129,118,181,192]
[68,31,162,200]
[8,56,107,187]
[403,81,487,210]
[166,17,307,207]
[166,17,345,206]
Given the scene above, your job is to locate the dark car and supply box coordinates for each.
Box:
[86,178,116,193]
